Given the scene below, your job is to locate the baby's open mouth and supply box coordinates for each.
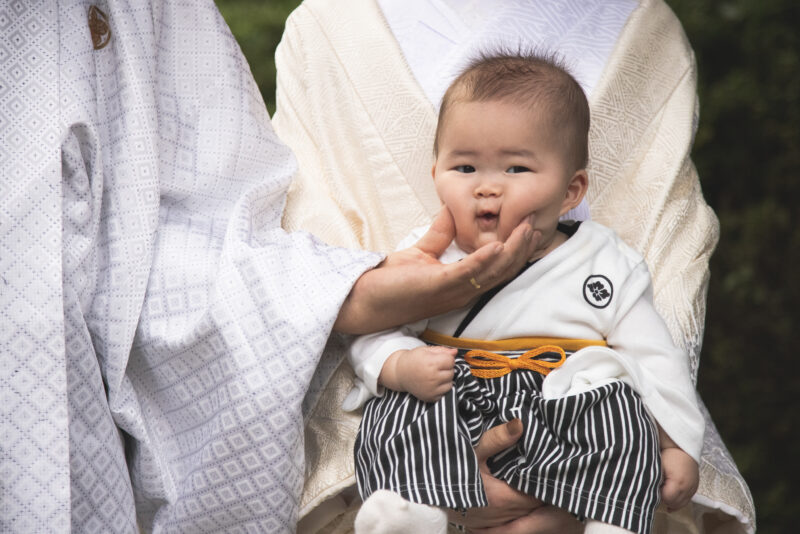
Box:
[477,211,498,228]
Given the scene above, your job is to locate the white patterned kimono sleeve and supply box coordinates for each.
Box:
[0,1,381,533]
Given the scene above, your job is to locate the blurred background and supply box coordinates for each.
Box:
[215,1,798,532]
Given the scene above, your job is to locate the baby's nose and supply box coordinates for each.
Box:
[475,179,502,197]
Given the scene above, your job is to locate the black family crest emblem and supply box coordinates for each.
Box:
[583,275,613,309]
[88,6,112,50]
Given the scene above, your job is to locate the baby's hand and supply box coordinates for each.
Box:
[660,447,699,512]
[380,346,456,403]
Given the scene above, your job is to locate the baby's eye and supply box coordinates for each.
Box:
[507,166,531,174]
[455,165,476,173]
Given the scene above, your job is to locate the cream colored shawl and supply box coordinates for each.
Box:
[273,0,756,532]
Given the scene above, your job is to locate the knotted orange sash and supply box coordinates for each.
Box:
[420,329,608,380]
[464,346,566,378]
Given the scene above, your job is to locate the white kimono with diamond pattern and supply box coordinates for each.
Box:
[0,1,380,532]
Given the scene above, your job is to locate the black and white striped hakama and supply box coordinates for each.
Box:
[354,349,662,534]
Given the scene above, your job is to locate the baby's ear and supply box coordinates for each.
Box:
[561,170,588,215]
[431,162,437,180]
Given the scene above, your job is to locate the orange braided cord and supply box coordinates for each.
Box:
[464,345,566,378]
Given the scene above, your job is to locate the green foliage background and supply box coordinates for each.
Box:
[216,1,798,532]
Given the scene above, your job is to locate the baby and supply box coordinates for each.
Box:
[346,52,703,534]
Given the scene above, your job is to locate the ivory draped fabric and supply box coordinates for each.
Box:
[0,1,380,532]
[273,0,756,532]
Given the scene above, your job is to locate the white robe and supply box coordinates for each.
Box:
[0,2,380,532]
[348,222,704,462]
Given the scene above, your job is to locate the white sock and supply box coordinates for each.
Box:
[584,519,635,534]
[354,490,448,534]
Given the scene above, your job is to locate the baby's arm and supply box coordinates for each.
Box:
[659,426,700,512]
[345,321,457,409]
[379,346,457,403]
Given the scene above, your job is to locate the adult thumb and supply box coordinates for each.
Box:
[475,419,523,461]
[414,207,456,258]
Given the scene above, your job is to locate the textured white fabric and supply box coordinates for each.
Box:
[273,0,755,533]
[347,222,705,461]
[379,0,636,112]
[0,2,380,533]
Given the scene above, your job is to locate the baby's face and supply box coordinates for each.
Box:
[433,99,580,258]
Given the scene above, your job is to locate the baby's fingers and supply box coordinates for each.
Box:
[427,346,457,367]
[418,380,453,403]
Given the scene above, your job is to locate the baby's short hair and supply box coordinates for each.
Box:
[434,51,590,171]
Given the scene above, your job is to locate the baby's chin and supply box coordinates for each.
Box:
[455,233,509,253]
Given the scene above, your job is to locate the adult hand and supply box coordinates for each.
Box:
[468,505,584,534]
[448,420,584,534]
[334,208,540,334]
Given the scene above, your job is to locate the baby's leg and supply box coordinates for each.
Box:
[354,490,448,534]
[584,520,635,534]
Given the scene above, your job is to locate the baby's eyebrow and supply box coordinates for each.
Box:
[448,149,479,157]
[499,149,536,158]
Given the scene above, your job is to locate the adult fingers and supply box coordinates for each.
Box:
[469,505,584,534]
[414,207,457,259]
[456,223,540,290]
[488,221,540,280]
[475,419,524,463]
[481,469,541,513]
[447,470,542,530]
[505,220,541,266]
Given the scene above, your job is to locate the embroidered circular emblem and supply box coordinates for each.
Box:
[88,6,112,50]
[583,275,613,309]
